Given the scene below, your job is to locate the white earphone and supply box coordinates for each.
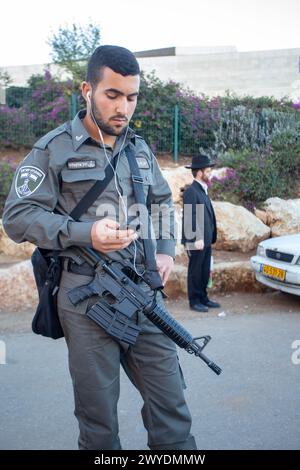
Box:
[86,87,143,275]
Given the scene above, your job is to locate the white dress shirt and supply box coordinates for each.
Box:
[194,178,208,195]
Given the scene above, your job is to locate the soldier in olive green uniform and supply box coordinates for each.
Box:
[3,46,197,450]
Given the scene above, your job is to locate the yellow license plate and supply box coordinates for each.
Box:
[262,264,286,281]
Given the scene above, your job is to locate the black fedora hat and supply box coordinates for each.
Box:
[185,154,216,170]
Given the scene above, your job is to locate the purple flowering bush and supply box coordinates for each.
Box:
[178,90,220,154]
[291,101,300,111]
[134,72,220,154]
[25,70,71,136]
[1,68,299,156]
[134,73,180,153]
[208,167,242,205]
[0,105,36,147]
[0,70,72,147]
[133,73,300,156]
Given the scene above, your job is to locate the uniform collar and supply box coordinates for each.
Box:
[71,109,136,151]
[71,110,91,150]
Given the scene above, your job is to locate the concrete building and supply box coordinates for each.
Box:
[1,46,300,100]
[0,63,68,88]
[135,46,300,99]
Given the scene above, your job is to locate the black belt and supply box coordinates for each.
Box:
[66,259,145,283]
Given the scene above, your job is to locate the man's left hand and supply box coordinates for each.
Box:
[156,254,174,286]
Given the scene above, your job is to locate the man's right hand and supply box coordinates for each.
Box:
[194,239,204,250]
[91,218,138,253]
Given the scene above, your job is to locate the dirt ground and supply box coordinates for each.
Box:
[166,290,300,318]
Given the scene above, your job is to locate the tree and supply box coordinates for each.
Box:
[0,71,12,88]
[48,22,101,90]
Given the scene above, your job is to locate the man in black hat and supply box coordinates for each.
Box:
[182,154,221,312]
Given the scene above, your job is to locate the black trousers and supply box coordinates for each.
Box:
[187,246,211,306]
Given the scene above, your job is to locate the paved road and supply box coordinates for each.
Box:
[1,310,300,450]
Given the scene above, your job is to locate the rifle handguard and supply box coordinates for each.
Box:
[144,301,222,375]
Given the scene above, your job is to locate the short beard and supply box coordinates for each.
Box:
[91,98,126,137]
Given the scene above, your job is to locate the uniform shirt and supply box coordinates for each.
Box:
[3,110,175,263]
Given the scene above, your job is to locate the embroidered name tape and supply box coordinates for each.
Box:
[67,159,96,170]
[136,157,150,169]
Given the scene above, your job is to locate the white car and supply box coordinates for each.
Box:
[251,233,300,296]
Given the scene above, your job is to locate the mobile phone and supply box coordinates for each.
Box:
[119,223,140,232]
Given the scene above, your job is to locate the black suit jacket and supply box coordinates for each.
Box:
[181,180,217,247]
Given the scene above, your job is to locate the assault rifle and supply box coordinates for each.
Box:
[68,247,222,375]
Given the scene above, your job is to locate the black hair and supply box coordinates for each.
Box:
[192,168,202,178]
[86,45,140,86]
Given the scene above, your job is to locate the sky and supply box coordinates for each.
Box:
[1,0,300,67]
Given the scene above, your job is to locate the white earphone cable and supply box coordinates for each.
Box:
[89,101,144,276]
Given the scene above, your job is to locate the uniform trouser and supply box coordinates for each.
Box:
[57,270,197,450]
[187,246,211,306]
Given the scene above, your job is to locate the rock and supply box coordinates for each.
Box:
[254,209,268,225]
[213,201,271,252]
[210,261,267,293]
[0,219,35,259]
[164,264,188,297]
[0,258,266,310]
[165,260,267,298]
[162,167,193,203]
[0,260,38,311]
[162,166,229,204]
[263,197,300,237]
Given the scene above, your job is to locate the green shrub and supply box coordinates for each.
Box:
[270,130,300,176]
[210,130,300,209]
[219,92,294,112]
[6,86,32,108]
[215,106,300,152]
[0,160,15,217]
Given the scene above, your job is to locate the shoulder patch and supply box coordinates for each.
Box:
[136,157,150,169]
[33,122,70,150]
[15,165,46,198]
